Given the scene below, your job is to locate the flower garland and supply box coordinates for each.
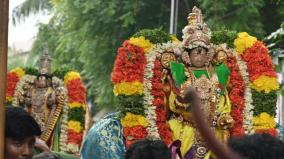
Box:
[233,51,254,134]
[111,37,149,148]
[152,59,172,145]
[234,32,279,136]
[64,71,87,153]
[144,47,160,140]
[112,30,175,149]
[226,55,246,136]
[128,36,153,53]
[6,67,25,103]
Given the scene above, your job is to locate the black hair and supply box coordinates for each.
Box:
[185,46,208,53]
[125,139,171,159]
[5,106,41,140]
[228,133,284,159]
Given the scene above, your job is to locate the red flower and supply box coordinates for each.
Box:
[242,41,277,81]
[67,79,86,103]
[227,56,245,137]
[67,129,83,145]
[157,122,173,145]
[256,128,278,137]
[123,126,147,148]
[111,41,146,84]
[6,72,19,97]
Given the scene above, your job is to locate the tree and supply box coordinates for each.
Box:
[197,0,284,39]
[12,0,51,24]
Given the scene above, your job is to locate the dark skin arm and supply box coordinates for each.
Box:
[183,87,243,159]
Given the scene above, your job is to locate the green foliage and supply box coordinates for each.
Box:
[116,95,144,117]
[68,107,85,125]
[198,0,284,38]
[133,29,172,44]
[53,66,72,79]
[12,0,51,25]
[252,89,278,116]
[24,67,38,76]
[211,28,237,48]
[31,0,172,108]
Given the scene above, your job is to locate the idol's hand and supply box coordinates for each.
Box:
[217,114,234,130]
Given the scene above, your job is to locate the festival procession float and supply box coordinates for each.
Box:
[80,6,284,159]
[5,52,91,157]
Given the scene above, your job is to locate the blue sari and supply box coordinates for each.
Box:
[80,112,126,159]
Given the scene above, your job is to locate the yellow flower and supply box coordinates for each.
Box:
[69,102,86,109]
[11,67,25,78]
[253,112,276,129]
[170,35,179,42]
[234,32,257,54]
[121,112,149,127]
[251,76,279,93]
[64,71,81,84]
[68,121,83,133]
[113,81,143,96]
[6,96,12,102]
[128,36,153,53]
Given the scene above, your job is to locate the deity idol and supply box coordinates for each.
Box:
[11,53,89,155]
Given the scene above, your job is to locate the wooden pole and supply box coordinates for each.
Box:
[0,0,9,158]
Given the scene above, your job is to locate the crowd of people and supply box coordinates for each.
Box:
[5,104,284,159]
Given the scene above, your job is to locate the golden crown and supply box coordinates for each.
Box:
[182,6,211,49]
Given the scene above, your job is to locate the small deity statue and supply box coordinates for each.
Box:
[161,6,234,158]
[20,53,64,147]
[10,52,91,156]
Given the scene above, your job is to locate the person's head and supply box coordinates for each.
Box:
[187,46,209,67]
[125,139,171,159]
[5,106,41,159]
[228,133,284,159]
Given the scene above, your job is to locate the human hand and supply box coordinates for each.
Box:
[35,138,50,153]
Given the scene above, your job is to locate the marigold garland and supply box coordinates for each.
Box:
[121,112,149,128]
[253,112,276,130]
[234,32,257,54]
[11,67,26,78]
[63,70,87,153]
[64,71,81,84]
[128,36,153,53]
[66,79,86,103]
[68,102,86,109]
[111,41,146,84]
[123,126,148,148]
[242,41,277,81]
[68,121,83,133]
[67,129,83,145]
[251,75,279,93]
[6,72,19,103]
[113,81,144,96]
